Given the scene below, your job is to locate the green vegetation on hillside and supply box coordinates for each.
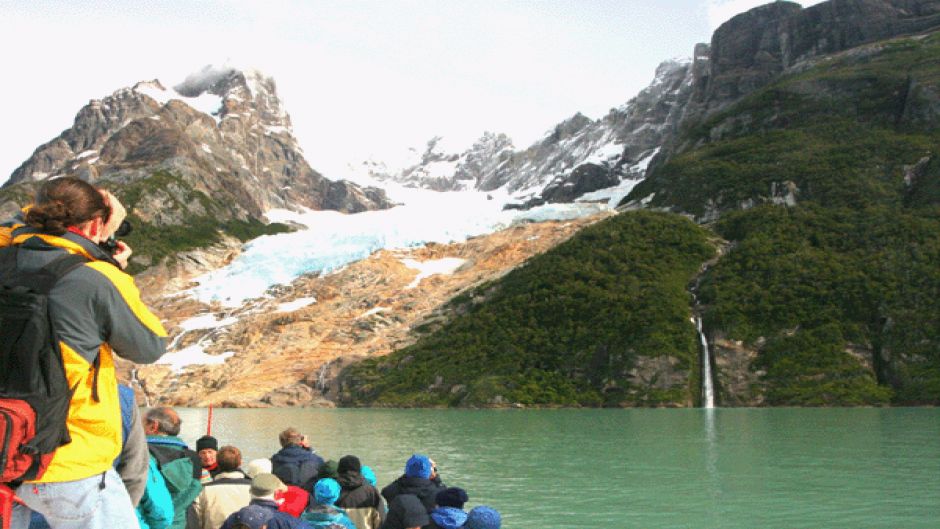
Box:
[629,33,940,216]
[699,205,940,405]
[340,211,716,407]
[626,32,940,405]
[112,170,290,274]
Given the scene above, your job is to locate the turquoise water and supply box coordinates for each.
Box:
[175,408,940,528]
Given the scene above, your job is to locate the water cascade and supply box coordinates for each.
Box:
[694,315,715,409]
[130,368,152,407]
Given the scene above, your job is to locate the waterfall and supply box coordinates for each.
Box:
[130,367,152,407]
[316,361,333,392]
[695,316,716,409]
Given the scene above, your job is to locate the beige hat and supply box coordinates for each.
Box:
[250,473,283,498]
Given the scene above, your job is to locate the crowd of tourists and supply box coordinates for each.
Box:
[24,403,502,529]
[1,179,503,529]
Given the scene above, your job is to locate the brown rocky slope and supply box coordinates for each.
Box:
[129,213,611,407]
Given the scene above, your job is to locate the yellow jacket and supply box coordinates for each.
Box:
[1,221,167,482]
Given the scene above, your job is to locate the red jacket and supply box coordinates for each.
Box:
[276,485,310,517]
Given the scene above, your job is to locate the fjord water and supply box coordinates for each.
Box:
[177,408,939,528]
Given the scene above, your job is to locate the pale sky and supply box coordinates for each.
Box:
[0,0,823,182]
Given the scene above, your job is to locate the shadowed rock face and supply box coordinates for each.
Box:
[4,69,392,218]
[686,0,940,122]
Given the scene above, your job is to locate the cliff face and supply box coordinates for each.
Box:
[682,0,940,126]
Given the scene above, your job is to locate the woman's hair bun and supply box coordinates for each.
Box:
[25,200,74,235]
[25,177,108,236]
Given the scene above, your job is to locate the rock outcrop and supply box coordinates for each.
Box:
[681,0,940,126]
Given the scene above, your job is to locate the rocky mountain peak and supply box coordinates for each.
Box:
[2,65,392,271]
[173,66,291,131]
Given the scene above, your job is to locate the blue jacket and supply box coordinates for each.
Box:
[302,504,357,529]
[428,507,467,529]
[137,455,175,529]
[271,445,324,488]
[222,499,315,529]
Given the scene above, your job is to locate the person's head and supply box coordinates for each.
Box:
[360,465,377,486]
[25,177,110,241]
[278,427,308,448]
[435,487,469,510]
[465,506,501,529]
[249,473,285,501]
[404,454,432,479]
[230,504,270,529]
[197,435,219,467]
[217,445,242,473]
[337,455,361,475]
[313,478,341,506]
[316,460,339,481]
[144,407,181,436]
[245,458,272,479]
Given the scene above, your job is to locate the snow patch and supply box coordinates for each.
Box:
[361,306,389,318]
[135,83,173,105]
[265,125,291,135]
[577,179,642,208]
[277,297,317,312]
[402,257,467,289]
[157,345,234,373]
[585,142,624,165]
[201,144,213,154]
[177,313,238,332]
[76,150,97,159]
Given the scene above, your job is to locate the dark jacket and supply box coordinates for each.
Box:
[381,476,444,513]
[221,499,314,529]
[336,471,384,529]
[271,445,325,488]
[423,507,466,529]
[380,495,429,529]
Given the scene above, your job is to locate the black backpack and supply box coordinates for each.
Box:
[0,246,87,483]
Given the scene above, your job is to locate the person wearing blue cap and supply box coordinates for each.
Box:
[360,466,377,487]
[425,488,468,529]
[301,478,356,529]
[464,506,501,529]
[380,454,445,513]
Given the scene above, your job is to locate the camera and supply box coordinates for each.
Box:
[99,220,133,255]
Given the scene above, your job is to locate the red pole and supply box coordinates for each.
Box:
[206,403,213,436]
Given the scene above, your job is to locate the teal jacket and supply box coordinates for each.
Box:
[137,455,175,529]
[148,435,204,529]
